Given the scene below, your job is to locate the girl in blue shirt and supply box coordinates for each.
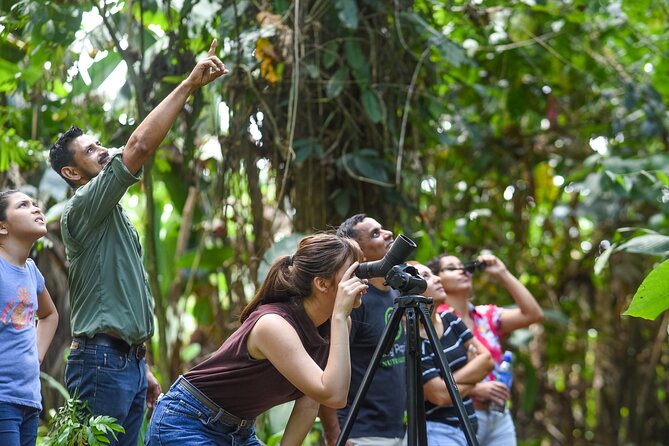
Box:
[0,190,59,446]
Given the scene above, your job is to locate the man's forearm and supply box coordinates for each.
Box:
[122,40,226,174]
[122,81,194,174]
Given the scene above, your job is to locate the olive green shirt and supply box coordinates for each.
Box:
[61,152,154,345]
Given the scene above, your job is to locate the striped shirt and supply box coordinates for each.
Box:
[420,311,476,427]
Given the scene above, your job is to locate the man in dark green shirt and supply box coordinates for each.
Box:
[48,40,227,446]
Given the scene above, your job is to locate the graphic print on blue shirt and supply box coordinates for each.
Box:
[1,284,35,329]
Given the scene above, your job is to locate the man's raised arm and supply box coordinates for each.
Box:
[122,39,227,174]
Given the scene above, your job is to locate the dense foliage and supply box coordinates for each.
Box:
[1,0,668,444]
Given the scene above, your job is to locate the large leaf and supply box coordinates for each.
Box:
[615,234,669,256]
[623,260,669,320]
[88,51,123,90]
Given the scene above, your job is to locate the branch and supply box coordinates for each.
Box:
[395,47,430,187]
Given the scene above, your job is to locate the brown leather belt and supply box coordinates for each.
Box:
[176,377,254,427]
[72,333,146,359]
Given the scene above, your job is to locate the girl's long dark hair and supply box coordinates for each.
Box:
[240,232,362,322]
[0,190,20,221]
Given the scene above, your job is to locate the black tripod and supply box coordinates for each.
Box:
[335,265,479,446]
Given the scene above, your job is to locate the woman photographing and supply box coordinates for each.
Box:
[146,233,367,446]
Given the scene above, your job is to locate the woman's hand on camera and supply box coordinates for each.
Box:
[333,262,368,318]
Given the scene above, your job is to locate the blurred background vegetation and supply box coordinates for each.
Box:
[1,0,668,444]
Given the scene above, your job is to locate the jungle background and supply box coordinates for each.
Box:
[1,0,668,445]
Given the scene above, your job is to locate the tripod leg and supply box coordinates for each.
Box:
[335,306,405,446]
[405,306,428,446]
[416,303,480,446]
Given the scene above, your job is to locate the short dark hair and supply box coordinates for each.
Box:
[427,253,451,275]
[49,126,83,188]
[336,213,367,240]
[0,190,20,221]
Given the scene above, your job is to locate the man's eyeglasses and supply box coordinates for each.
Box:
[439,260,485,274]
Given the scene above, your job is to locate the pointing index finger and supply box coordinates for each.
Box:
[343,261,359,280]
[208,39,217,57]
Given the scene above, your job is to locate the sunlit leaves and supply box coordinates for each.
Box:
[88,51,122,90]
[0,58,21,92]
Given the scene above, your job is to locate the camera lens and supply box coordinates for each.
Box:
[463,260,485,274]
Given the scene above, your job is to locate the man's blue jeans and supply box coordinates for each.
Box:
[0,402,39,446]
[145,376,259,446]
[65,339,148,446]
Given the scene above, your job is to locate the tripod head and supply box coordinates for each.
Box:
[385,264,427,295]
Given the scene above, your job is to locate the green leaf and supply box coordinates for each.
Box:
[401,12,466,67]
[193,296,213,325]
[351,149,389,182]
[322,41,339,70]
[181,342,202,363]
[88,51,123,90]
[305,63,320,79]
[623,260,669,320]
[594,244,616,275]
[330,188,351,217]
[344,40,369,83]
[361,88,383,123]
[293,137,325,163]
[616,234,669,256]
[325,66,349,99]
[335,0,359,30]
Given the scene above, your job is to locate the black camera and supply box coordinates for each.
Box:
[463,260,485,274]
[385,264,427,295]
[355,234,417,279]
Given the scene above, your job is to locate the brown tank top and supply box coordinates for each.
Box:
[185,301,330,419]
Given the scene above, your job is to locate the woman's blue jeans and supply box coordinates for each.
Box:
[145,376,259,446]
[475,409,517,446]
